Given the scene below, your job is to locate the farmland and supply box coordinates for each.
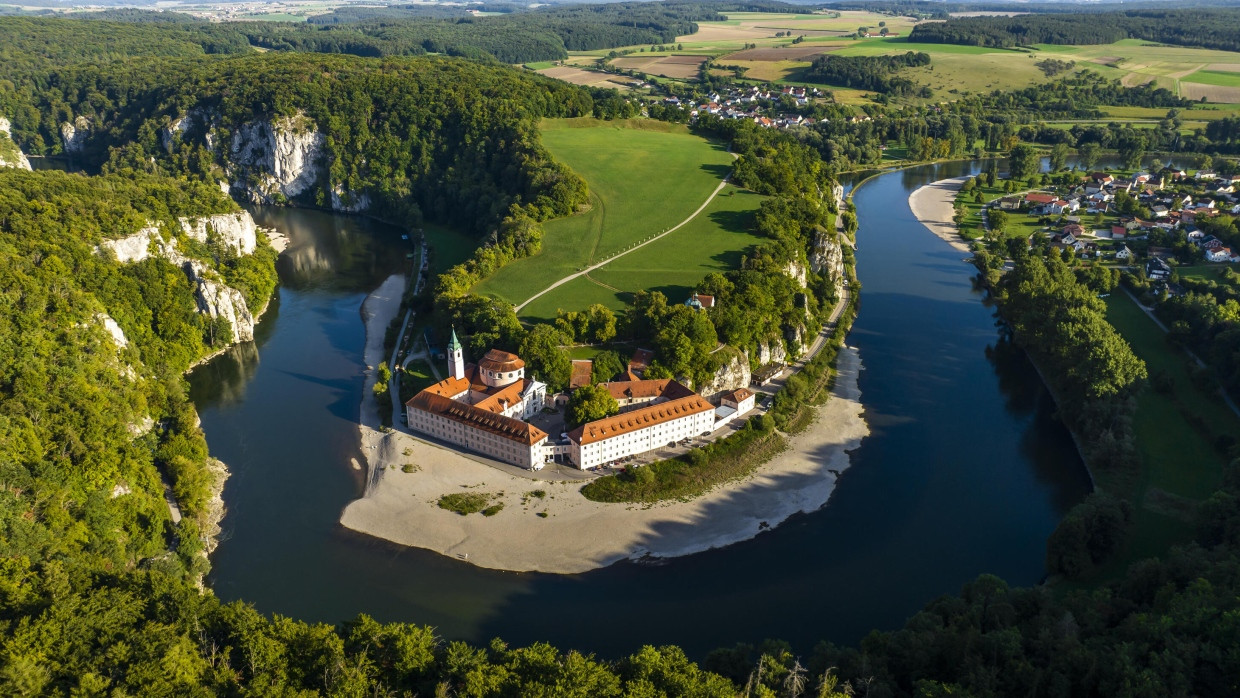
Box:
[610,54,708,79]
[471,118,735,307]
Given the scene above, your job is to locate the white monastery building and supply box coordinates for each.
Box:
[405,331,723,471]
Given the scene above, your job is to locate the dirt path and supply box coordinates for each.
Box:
[514,157,735,313]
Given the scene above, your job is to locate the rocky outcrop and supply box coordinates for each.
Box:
[755,339,788,367]
[178,211,258,256]
[95,312,130,349]
[809,227,845,293]
[229,113,325,204]
[785,324,808,358]
[60,115,93,155]
[100,224,165,264]
[784,259,808,287]
[161,107,220,154]
[186,261,256,342]
[331,185,371,213]
[698,347,751,401]
[100,219,258,344]
[0,118,31,170]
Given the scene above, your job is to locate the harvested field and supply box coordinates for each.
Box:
[722,46,839,61]
[676,23,776,43]
[1207,63,1240,72]
[1121,72,1155,87]
[1092,56,1122,65]
[538,66,631,90]
[1181,82,1240,103]
[611,55,708,79]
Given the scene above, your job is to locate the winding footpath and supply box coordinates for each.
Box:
[514,164,734,313]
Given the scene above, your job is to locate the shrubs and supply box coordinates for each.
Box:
[437,492,494,516]
[1046,492,1134,579]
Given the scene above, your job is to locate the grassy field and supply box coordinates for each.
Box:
[1100,291,1239,566]
[1183,68,1240,88]
[520,186,767,320]
[472,118,734,307]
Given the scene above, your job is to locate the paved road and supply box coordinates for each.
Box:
[514,166,735,313]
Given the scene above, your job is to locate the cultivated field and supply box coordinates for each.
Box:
[471,118,734,308]
[722,46,838,61]
[535,65,635,90]
[610,54,708,79]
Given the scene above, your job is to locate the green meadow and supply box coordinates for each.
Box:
[520,186,767,320]
[1098,291,1240,570]
[472,118,734,306]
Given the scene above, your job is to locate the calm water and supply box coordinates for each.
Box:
[193,164,1091,659]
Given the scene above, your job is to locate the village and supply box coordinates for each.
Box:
[990,166,1240,285]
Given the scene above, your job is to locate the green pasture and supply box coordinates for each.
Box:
[1175,263,1240,287]
[520,186,767,320]
[472,118,734,306]
[1183,68,1240,88]
[1099,291,1238,566]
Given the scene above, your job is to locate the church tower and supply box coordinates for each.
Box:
[448,326,465,380]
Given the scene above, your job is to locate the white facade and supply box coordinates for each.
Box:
[570,408,715,470]
[405,402,546,470]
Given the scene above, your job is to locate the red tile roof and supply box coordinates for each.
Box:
[406,392,547,445]
[478,349,524,373]
[568,395,713,446]
[570,360,593,390]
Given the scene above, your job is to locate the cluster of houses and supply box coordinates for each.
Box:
[404,330,757,471]
[1007,169,1240,265]
[663,84,846,130]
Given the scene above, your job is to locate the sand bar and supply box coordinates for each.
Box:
[908,176,972,254]
[341,283,868,573]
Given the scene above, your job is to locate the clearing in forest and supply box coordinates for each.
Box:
[471,118,734,308]
[518,186,767,321]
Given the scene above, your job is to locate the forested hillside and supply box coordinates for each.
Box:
[1,51,592,235]
[911,8,1240,52]
[0,169,277,588]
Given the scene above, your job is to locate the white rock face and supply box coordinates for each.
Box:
[756,339,788,367]
[161,107,220,153]
[179,211,258,256]
[810,228,846,293]
[60,115,93,155]
[101,225,165,264]
[186,261,256,342]
[784,259,808,287]
[698,349,751,401]
[102,221,258,344]
[0,117,32,170]
[229,113,325,203]
[331,185,371,213]
[95,313,129,349]
[785,324,807,358]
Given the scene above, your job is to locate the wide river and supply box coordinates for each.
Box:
[191,161,1091,658]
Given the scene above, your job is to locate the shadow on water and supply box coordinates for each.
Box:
[196,166,1095,660]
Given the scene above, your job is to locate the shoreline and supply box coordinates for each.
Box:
[341,281,868,574]
[907,176,972,254]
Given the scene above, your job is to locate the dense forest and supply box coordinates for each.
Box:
[803,52,931,97]
[0,168,278,591]
[911,8,1240,52]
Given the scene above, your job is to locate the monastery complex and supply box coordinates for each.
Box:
[404,329,755,471]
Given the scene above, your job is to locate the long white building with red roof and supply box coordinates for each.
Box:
[405,330,720,471]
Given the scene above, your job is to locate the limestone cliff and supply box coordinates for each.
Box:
[100,213,262,344]
[810,227,846,294]
[755,339,788,367]
[178,212,258,256]
[0,118,32,170]
[60,115,93,155]
[698,347,751,401]
[228,112,326,205]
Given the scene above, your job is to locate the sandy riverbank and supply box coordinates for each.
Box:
[341,293,868,573]
[356,274,407,493]
[908,176,972,254]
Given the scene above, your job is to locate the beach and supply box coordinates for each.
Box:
[908,176,971,253]
[341,278,869,574]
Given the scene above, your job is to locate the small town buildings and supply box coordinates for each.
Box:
[1207,246,1238,262]
[1116,245,1133,260]
[1147,257,1172,280]
[715,388,756,425]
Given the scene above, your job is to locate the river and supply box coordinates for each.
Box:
[191,162,1092,659]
